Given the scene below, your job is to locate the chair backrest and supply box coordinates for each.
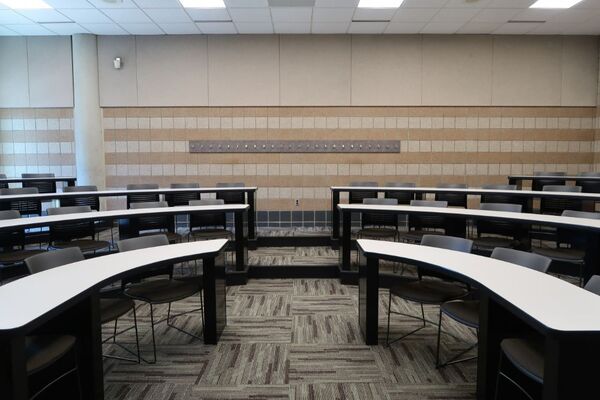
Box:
[434,183,467,207]
[384,182,416,205]
[216,182,245,204]
[349,181,378,204]
[60,185,99,210]
[408,200,448,232]
[25,247,84,274]
[165,183,201,206]
[47,205,95,242]
[576,172,600,194]
[584,275,600,296]
[126,183,160,208]
[421,234,473,253]
[491,248,551,273]
[540,185,582,215]
[189,199,227,230]
[117,233,169,252]
[361,198,398,228]
[532,171,566,191]
[0,210,23,250]
[557,210,600,247]
[0,173,7,189]
[477,203,523,238]
[480,184,521,205]
[0,187,41,216]
[21,173,56,194]
[129,201,171,233]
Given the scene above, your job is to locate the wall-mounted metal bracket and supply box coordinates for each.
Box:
[189,140,400,153]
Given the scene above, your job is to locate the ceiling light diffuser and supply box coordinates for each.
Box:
[0,0,51,9]
[179,0,226,8]
[530,0,583,8]
[357,0,403,8]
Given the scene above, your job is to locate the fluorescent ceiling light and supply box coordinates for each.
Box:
[530,0,583,8]
[0,0,51,9]
[179,0,226,8]
[358,0,403,8]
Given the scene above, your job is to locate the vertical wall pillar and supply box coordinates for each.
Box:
[72,34,105,188]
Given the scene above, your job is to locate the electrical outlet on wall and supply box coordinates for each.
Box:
[295,199,299,207]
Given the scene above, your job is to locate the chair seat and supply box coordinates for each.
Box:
[532,246,585,263]
[100,297,135,325]
[501,338,544,384]
[125,278,201,304]
[190,229,232,240]
[52,239,111,253]
[357,227,398,239]
[139,231,182,244]
[472,236,517,250]
[441,300,480,329]
[25,335,77,375]
[0,249,45,265]
[391,279,467,305]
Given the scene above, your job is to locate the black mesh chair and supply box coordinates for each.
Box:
[118,234,203,364]
[532,210,600,286]
[435,183,467,208]
[436,248,551,368]
[481,184,521,205]
[0,210,45,280]
[472,203,523,255]
[0,173,7,189]
[129,201,182,244]
[165,183,200,207]
[348,181,378,204]
[188,199,232,241]
[532,171,566,192]
[0,187,42,216]
[384,182,416,205]
[386,234,472,346]
[22,173,56,194]
[25,248,140,364]
[575,172,600,194]
[539,185,582,215]
[61,185,114,244]
[216,182,245,204]
[126,183,159,209]
[47,206,111,254]
[356,198,399,241]
[397,200,448,243]
[494,274,600,399]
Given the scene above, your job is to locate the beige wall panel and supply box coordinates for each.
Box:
[280,35,351,106]
[27,37,73,108]
[98,36,138,107]
[208,35,279,106]
[0,37,29,108]
[136,36,208,106]
[351,35,422,106]
[422,35,493,106]
[560,36,598,107]
[492,36,562,106]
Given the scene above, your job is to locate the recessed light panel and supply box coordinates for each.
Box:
[179,0,226,8]
[0,0,51,9]
[530,0,583,8]
[357,0,403,8]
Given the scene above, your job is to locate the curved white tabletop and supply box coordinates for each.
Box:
[0,239,227,332]
[0,204,249,232]
[357,239,600,333]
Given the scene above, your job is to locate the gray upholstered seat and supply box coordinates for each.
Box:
[188,199,233,240]
[0,210,45,268]
[472,203,523,253]
[47,206,111,253]
[356,198,399,241]
[25,334,77,374]
[397,200,448,244]
[129,201,182,244]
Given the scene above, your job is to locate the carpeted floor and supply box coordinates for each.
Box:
[103,275,477,400]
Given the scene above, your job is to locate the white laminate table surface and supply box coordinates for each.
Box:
[0,239,228,332]
[358,239,600,333]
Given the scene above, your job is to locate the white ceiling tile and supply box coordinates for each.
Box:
[234,21,274,33]
[511,8,560,21]
[133,0,183,7]
[420,21,464,33]
[87,0,139,8]
[529,22,571,34]
[157,22,200,33]
[196,21,237,33]
[493,22,542,34]
[348,21,387,33]
[0,10,33,24]
[0,25,18,35]
[273,21,311,33]
[270,7,312,22]
[549,8,596,23]
[120,22,164,34]
[80,22,128,34]
[224,0,268,7]
[312,7,354,22]
[431,7,480,22]
[574,0,600,8]
[228,7,271,22]
[472,8,521,23]
[145,8,192,23]
[59,9,112,24]
[102,8,153,23]
[311,21,349,32]
[314,0,358,6]
[186,8,231,21]
[16,9,72,23]
[391,8,438,22]
[456,20,502,33]
[42,22,89,34]
[401,0,449,8]
[384,21,426,32]
[486,0,534,8]
[45,0,94,8]
[444,0,492,7]
[353,7,397,20]
[6,24,54,35]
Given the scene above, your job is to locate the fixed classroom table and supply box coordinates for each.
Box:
[330,186,600,244]
[0,204,249,271]
[0,186,257,242]
[0,239,228,400]
[508,174,600,186]
[337,203,600,280]
[0,176,77,186]
[357,239,600,400]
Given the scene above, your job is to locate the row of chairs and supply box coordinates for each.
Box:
[0,173,59,193]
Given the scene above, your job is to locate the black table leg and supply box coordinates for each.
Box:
[582,232,600,284]
[234,210,248,271]
[75,294,103,400]
[359,254,379,345]
[331,190,340,248]
[0,335,27,400]
[247,190,256,249]
[203,254,226,344]
[339,210,352,271]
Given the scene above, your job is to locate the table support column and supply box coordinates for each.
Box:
[331,190,340,248]
[203,254,227,344]
[359,254,379,345]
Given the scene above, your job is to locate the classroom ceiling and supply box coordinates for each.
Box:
[0,0,599,36]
